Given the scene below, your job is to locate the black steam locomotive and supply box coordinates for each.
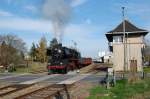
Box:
[47,38,81,74]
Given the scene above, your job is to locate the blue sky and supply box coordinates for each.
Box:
[0,0,150,58]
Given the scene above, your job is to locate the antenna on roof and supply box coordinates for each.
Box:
[122,7,125,34]
[122,7,125,19]
[122,6,127,77]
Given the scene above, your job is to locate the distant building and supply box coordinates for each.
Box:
[98,51,112,63]
[106,20,149,72]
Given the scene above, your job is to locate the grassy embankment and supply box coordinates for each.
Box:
[88,78,150,99]
[144,66,150,73]
[0,62,47,74]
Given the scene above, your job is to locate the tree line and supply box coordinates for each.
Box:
[0,34,26,70]
[0,33,149,71]
[29,36,47,63]
[0,34,48,71]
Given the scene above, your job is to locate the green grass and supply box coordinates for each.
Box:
[87,78,150,99]
[14,67,31,73]
[144,67,150,73]
[15,62,47,74]
[0,62,47,74]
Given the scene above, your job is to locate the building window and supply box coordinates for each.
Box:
[113,36,123,43]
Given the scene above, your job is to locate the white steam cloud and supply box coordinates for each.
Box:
[42,0,72,43]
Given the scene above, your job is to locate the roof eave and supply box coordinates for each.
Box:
[106,31,149,35]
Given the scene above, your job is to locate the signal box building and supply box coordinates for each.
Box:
[106,20,149,72]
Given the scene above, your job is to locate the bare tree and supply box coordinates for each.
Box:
[0,34,27,70]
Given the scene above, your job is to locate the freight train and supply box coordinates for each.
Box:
[47,38,92,74]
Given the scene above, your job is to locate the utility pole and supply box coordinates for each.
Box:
[122,7,126,78]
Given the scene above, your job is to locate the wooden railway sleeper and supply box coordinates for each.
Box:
[0,84,33,97]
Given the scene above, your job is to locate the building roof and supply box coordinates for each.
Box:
[106,20,149,42]
[108,20,148,33]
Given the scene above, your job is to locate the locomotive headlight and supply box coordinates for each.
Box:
[58,49,61,53]
[60,62,63,65]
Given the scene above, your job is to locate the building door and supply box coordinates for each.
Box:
[130,60,137,72]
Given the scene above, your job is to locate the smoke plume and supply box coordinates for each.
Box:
[42,0,72,43]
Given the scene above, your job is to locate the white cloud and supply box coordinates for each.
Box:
[71,38,107,57]
[63,23,108,57]
[0,17,105,36]
[70,0,88,7]
[0,17,108,57]
[0,10,14,17]
[85,18,92,24]
[0,18,52,32]
[24,5,37,13]
[65,24,104,37]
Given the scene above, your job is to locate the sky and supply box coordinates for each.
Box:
[0,0,150,58]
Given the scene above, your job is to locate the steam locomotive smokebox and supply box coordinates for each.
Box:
[47,38,62,56]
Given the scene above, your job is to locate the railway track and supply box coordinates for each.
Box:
[0,74,76,98]
[0,84,33,97]
[0,68,93,98]
[15,84,73,99]
[0,82,13,89]
[79,63,110,75]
